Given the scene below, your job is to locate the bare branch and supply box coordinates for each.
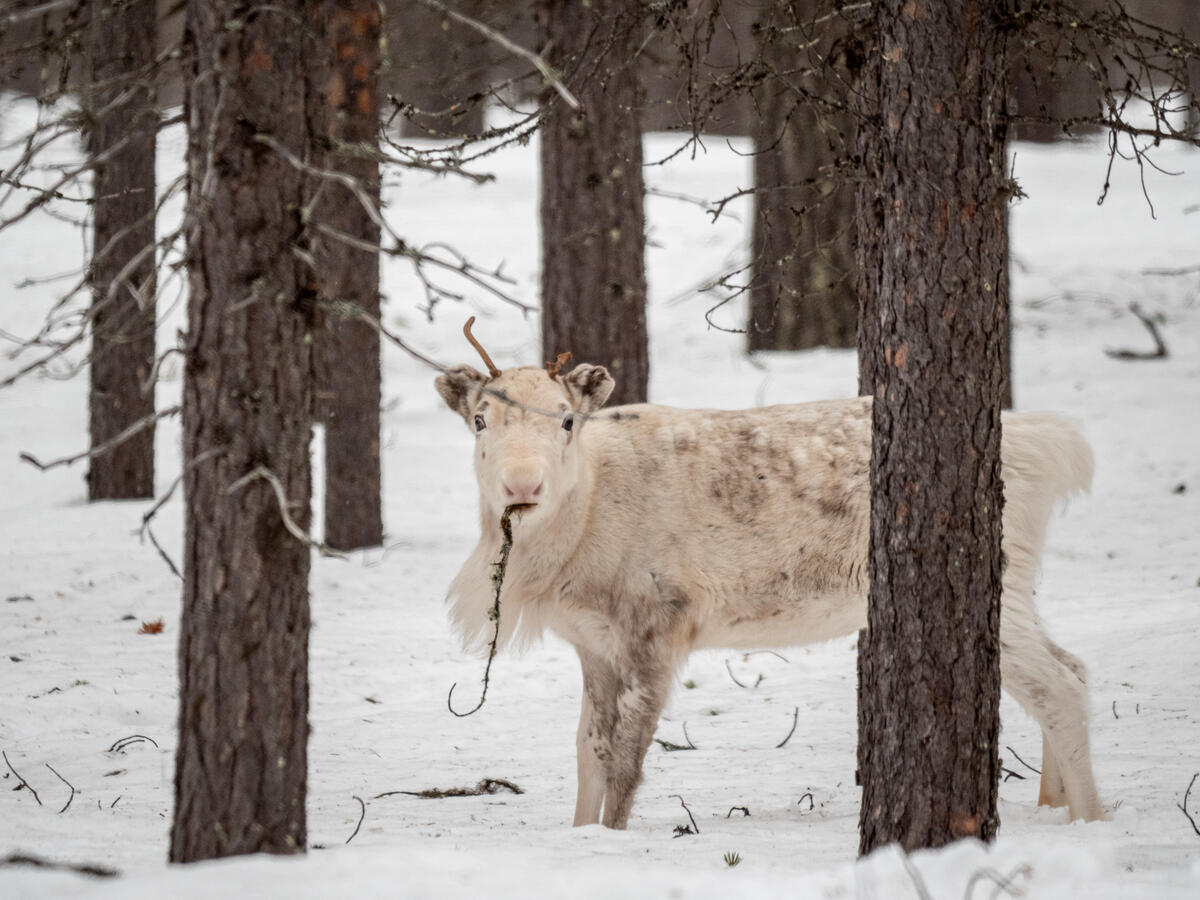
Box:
[374,777,523,800]
[1003,745,1042,776]
[19,405,180,472]
[344,796,366,845]
[669,794,699,836]
[2,750,42,806]
[414,0,579,110]
[2,0,82,27]
[1178,772,1200,838]
[226,466,347,560]
[1104,302,1168,360]
[775,706,801,749]
[44,763,76,813]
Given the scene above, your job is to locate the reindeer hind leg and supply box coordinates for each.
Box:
[1000,621,1105,821]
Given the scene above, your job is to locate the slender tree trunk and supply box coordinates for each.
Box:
[855,0,1009,854]
[87,0,157,500]
[749,2,856,352]
[308,0,383,551]
[171,0,313,862]
[539,0,648,405]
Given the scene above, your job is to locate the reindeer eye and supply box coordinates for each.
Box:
[562,414,574,433]
[473,414,486,433]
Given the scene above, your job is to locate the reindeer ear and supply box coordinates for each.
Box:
[435,365,487,420]
[563,364,615,414]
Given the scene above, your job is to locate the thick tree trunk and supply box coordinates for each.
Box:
[539,0,648,406]
[308,1,384,551]
[749,3,856,351]
[171,0,313,862]
[855,0,1009,854]
[87,0,157,500]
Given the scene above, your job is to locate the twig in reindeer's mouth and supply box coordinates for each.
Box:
[446,504,528,717]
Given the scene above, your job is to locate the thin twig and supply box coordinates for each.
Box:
[1178,772,1200,838]
[1004,745,1041,776]
[414,0,579,110]
[226,466,347,559]
[106,734,159,753]
[137,446,227,580]
[655,721,697,752]
[670,794,699,837]
[19,406,180,471]
[2,0,80,27]
[44,763,75,813]
[2,751,42,805]
[745,650,790,663]
[345,796,366,844]
[775,706,800,748]
[447,504,528,717]
[1104,302,1168,360]
[144,525,181,580]
[963,863,1033,900]
[724,658,764,689]
[726,806,750,817]
[898,849,934,900]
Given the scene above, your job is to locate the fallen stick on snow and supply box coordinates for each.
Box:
[2,750,41,805]
[1104,302,1168,360]
[373,777,524,800]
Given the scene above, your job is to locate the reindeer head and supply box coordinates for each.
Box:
[435,318,614,519]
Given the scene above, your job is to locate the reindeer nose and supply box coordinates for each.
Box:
[502,474,544,505]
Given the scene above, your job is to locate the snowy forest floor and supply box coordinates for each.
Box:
[1,100,1199,897]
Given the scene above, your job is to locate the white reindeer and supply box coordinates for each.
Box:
[436,322,1105,829]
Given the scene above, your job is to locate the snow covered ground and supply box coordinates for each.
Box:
[1,96,1198,897]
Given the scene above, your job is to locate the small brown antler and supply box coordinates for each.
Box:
[545,351,572,379]
[463,316,501,378]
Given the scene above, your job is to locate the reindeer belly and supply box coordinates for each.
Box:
[693,582,868,651]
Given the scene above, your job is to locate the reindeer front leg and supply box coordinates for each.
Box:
[574,651,615,826]
[600,654,675,829]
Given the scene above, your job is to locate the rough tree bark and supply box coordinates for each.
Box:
[855,0,1009,853]
[171,0,313,862]
[539,0,648,405]
[308,0,384,551]
[749,3,856,351]
[87,0,157,500]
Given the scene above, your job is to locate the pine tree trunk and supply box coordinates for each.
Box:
[539,0,648,406]
[749,3,856,351]
[87,0,157,500]
[171,0,313,863]
[855,0,1009,854]
[308,0,384,551]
